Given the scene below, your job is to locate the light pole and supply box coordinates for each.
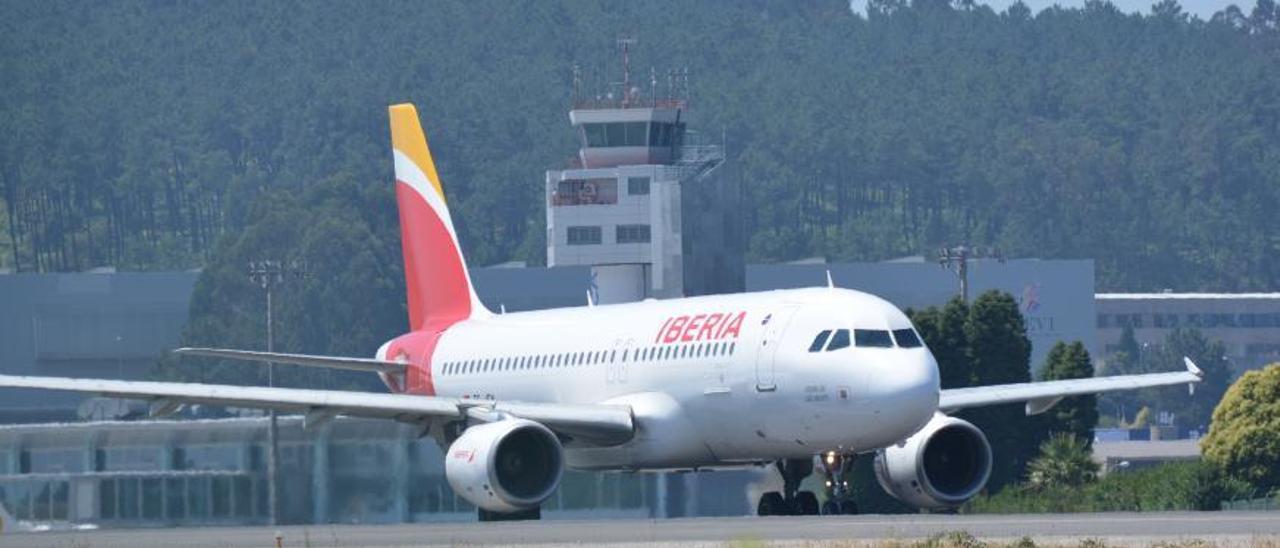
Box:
[248,259,307,526]
[115,335,124,378]
[937,245,1004,302]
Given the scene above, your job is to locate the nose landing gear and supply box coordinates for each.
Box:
[818,451,858,515]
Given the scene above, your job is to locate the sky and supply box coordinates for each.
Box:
[849,0,1257,19]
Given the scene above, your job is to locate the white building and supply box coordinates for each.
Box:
[545,83,740,303]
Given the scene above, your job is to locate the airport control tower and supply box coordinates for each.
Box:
[547,40,742,304]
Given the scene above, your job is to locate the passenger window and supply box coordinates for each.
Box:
[809,330,832,352]
[827,329,851,351]
[854,329,895,348]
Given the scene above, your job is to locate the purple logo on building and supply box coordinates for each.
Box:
[1021,283,1042,315]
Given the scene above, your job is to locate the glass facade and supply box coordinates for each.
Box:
[0,417,674,528]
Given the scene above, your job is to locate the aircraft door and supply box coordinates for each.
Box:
[754,305,800,392]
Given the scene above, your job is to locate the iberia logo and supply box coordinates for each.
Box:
[654,312,746,344]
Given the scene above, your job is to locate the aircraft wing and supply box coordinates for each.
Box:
[0,375,634,446]
[939,357,1203,415]
[174,347,405,375]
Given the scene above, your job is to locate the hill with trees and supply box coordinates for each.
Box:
[4,0,1280,294]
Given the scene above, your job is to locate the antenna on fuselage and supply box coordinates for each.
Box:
[586,290,596,307]
[825,269,835,289]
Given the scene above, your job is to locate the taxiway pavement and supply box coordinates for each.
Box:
[2,511,1277,547]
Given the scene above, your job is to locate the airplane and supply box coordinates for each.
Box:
[0,104,1203,521]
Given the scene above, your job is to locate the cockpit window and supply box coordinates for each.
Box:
[808,330,832,352]
[893,328,923,348]
[854,329,894,348]
[826,329,851,351]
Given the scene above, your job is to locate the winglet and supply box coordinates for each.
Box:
[1184,357,1203,378]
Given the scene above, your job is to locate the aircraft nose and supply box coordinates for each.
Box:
[869,350,940,431]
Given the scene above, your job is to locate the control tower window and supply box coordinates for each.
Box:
[583,124,608,147]
[628,122,649,146]
[627,177,650,195]
[649,123,676,147]
[554,178,617,206]
[606,123,626,146]
[581,122,650,148]
[616,224,651,244]
[567,226,602,245]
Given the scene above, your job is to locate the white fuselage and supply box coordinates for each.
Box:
[421,287,940,471]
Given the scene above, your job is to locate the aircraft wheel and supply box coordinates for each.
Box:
[757,491,788,516]
[821,500,840,515]
[794,491,819,516]
[478,507,541,521]
[839,500,859,515]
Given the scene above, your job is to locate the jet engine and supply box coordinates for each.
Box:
[873,413,992,509]
[445,419,564,513]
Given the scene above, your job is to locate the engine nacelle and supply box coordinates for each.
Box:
[874,413,992,509]
[445,419,563,513]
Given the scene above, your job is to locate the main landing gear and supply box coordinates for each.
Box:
[757,458,819,516]
[478,507,541,522]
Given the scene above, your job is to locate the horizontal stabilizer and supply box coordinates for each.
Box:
[174,347,405,375]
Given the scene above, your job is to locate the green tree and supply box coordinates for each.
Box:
[1025,433,1098,491]
[963,290,1043,492]
[162,173,400,393]
[1038,341,1099,447]
[1142,329,1233,431]
[1099,325,1142,423]
[1201,363,1280,496]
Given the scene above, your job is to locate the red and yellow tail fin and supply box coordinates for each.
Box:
[389,104,490,332]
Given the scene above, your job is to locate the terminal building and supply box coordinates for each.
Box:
[1096,293,1280,374]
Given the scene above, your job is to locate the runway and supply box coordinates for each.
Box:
[3,511,1278,547]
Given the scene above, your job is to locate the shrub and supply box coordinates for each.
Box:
[963,461,1252,513]
[1201,364,1280,495]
